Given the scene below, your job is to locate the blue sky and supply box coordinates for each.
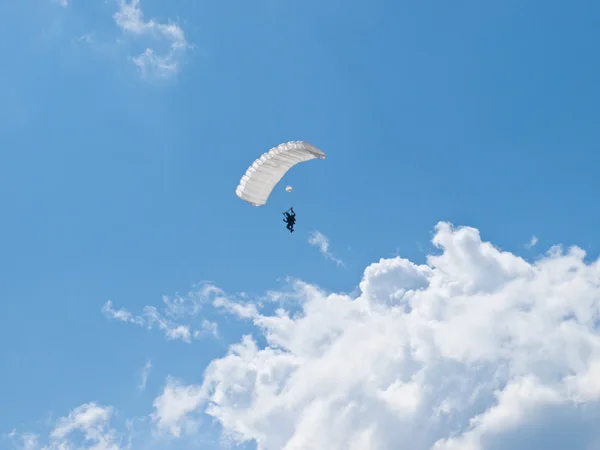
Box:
[2,0,600,449]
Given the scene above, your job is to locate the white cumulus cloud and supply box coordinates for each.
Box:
[152,377,205,438]
[11,221,600,450]
[149,222,600,450]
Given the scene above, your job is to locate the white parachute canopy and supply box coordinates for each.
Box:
[235,141,326,206]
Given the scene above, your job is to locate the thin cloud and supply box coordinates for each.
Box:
[8,403,129,450]
[101,285,219,343]
[75,33,94,44]
[103,301,179,342]
[139,360,152,391]
[113,0,189,77]
[525,235,539,248]
[308,231,344,266]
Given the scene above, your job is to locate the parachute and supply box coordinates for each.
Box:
[235,141,326,206]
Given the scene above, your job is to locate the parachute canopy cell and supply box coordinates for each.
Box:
[235,141,326,206]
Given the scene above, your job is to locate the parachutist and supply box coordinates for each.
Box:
[283,208,296,233]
